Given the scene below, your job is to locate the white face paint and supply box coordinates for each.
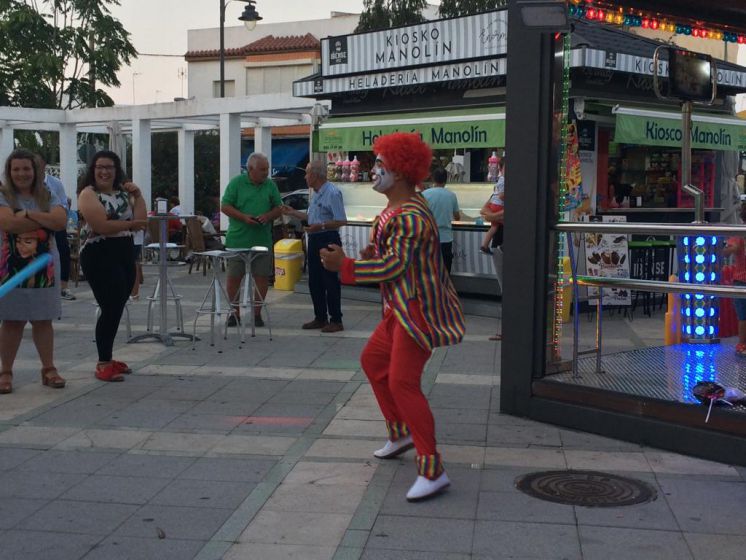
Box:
[372,157,395,193]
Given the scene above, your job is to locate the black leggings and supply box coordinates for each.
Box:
[54,230,70,282]
[81,237,135,361]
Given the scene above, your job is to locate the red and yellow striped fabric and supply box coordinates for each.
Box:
[340,194,465,351]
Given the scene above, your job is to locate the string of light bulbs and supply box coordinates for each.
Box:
[552,33,572,362]
[568,0,746,43]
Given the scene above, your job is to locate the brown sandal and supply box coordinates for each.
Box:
[0,371,12,394]
[41,366,66,389]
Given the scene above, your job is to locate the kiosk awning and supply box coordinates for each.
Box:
[613,107,746,151]
[318,107,505,151]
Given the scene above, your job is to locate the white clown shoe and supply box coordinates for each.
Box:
[406,472,451,502]
[373,435,414,459]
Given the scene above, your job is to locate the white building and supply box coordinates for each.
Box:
[183,6,441,99]
[185,13,360,99]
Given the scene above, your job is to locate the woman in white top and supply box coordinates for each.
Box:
[0,149,68,394]
[78,151,146,382]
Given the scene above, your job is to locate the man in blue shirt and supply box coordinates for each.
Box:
[422,167,460,273]
[42,160,75,300]
[282,160,347,332]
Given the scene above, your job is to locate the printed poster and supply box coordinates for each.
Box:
[583,215,631,306]
[0,228,55,289]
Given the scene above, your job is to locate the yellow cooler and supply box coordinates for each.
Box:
[273,239,304,291]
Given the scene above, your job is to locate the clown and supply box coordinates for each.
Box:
[321,132,465,501]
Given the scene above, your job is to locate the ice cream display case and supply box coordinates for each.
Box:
[334,182,500,292]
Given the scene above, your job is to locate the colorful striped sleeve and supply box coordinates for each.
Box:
[351,212,422,285]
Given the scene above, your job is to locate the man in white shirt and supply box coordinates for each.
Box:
[168,196,183,216]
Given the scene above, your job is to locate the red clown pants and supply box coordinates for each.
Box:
[361,307,443,480]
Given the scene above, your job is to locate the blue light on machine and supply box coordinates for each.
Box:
[679,230,721,341]
[681,347,718,403]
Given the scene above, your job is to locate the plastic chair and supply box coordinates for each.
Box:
[145,219,184,264]
[185,217,224,275]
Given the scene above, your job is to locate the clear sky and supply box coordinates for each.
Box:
[105,0,374,105]
[105,1,744,110]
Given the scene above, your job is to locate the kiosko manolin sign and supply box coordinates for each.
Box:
[615,113,746,151]
[322,10,507,77]
[318,110,506,151]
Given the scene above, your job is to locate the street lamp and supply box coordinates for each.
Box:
[132,72,142,104]
[220,0,263,98]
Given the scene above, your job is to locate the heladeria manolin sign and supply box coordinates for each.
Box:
[614,112,746,151]
[318,110,505,151]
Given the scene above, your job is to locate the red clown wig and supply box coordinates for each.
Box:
[373,132,432,187]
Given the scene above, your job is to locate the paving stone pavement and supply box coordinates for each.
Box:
[0,267,744,560]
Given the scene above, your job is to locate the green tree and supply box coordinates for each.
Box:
[356,0,389,32]
[194,131,221,217]
[0,0,137,109]
[355,0,428,32]
[438,0,506,18]
[390,0,427,27]
[151,132,178,200]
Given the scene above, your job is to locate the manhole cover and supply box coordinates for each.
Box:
[515,470,657,507]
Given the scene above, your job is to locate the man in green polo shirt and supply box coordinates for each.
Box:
[221,152,282,327]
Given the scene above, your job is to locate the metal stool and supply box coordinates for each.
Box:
[227,246,273,341]
[145,274,184,334]
[93,302,132,342]
[191,250,240,349]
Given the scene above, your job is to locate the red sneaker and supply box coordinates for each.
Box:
[95,363,125,382]
[736,344,746,357]
[112,360,132,374]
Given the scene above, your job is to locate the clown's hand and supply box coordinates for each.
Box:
[359,244,376,260]
[320,244,345,272]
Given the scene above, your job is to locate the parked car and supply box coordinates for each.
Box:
[274,189,309,238]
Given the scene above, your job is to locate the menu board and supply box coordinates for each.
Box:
[583,215,631,306]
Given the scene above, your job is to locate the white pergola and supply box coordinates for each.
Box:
[0,94,327,228]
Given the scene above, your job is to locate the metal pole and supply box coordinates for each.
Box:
[219,0,225,98]
[680,100,705,223]
[596,287,604,374]
[566,232,581,379]
[681,101,692,189]
[159,218,170,343]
